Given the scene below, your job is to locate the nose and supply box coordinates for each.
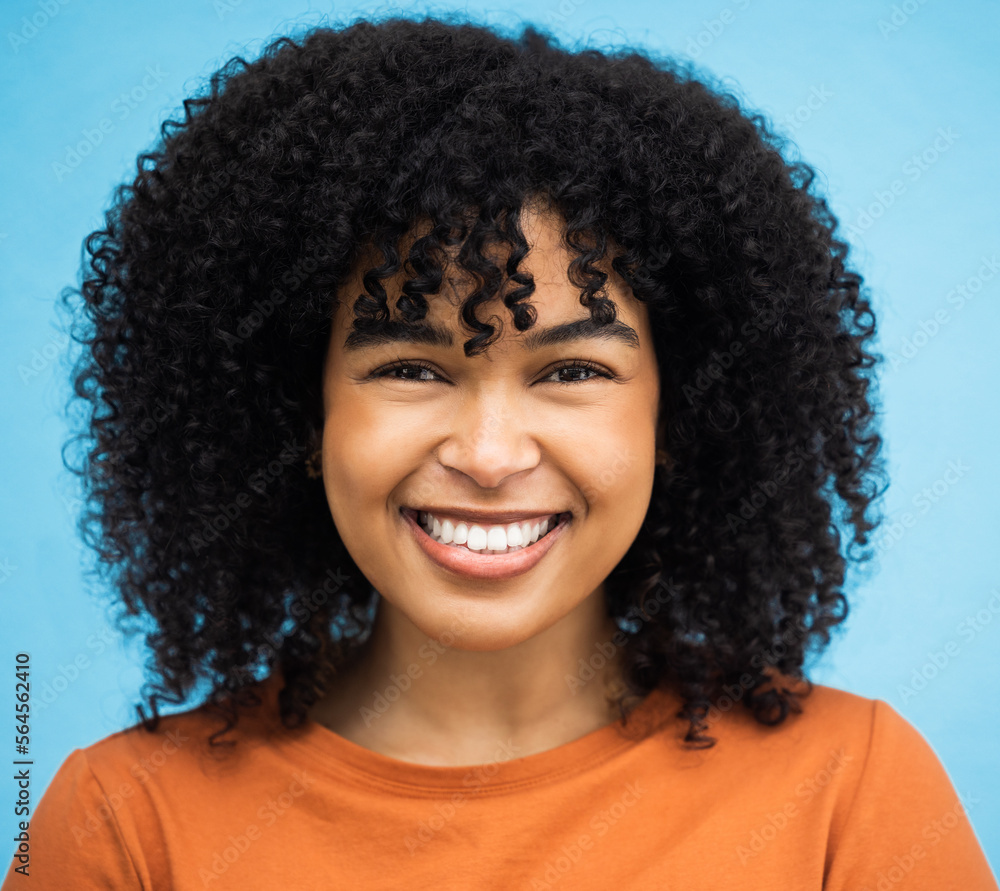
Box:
[436,391,542,489]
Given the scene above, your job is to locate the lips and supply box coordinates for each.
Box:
[400,507,571,581]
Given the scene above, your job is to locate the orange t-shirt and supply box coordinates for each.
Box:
[3,674,996,890]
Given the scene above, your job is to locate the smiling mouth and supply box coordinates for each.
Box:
[410,509,569,554]
[399,507,572,580]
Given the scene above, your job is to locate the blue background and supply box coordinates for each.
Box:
[2,0,998,871]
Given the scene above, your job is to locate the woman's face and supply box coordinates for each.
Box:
[320,205,662,651]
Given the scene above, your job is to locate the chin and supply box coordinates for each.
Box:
[395,593,577,654]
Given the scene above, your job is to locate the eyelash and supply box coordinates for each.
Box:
[367,358,618,385]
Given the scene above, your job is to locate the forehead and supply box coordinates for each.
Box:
[330,203,648,352]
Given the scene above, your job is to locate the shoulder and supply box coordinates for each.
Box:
[696,681,993,885]
[644,678,885,750]
[640,678,967,828]
[3,680,291,888]
[78,678,285,794]
[702,678,914,751]
[698,680,948,791]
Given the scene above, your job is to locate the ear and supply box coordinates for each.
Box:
[654,407,673,470]
[306,421,323,455]
[303,422,324,477]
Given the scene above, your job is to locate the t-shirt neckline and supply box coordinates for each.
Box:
[258,674,675,797]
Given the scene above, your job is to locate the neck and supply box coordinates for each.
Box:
[309,588,630,766]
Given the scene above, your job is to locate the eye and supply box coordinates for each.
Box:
[368,361,441,382]
[366,359,618,384]
[541,360,617,384]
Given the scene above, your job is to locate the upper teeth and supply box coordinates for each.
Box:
[419,511,558,552]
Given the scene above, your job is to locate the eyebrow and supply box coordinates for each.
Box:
[343,316,640,352]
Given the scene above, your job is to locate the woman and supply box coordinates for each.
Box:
[5,14,995,890]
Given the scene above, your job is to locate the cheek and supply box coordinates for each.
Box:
[586,450,655,554]
[577,418,654,508]
[321,398,397,521]
[571,403,657,559]
[321,393,441,526]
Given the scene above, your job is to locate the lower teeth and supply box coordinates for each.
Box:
[438,538,535,554]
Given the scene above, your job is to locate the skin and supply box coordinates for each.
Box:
[309,201,665,767]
